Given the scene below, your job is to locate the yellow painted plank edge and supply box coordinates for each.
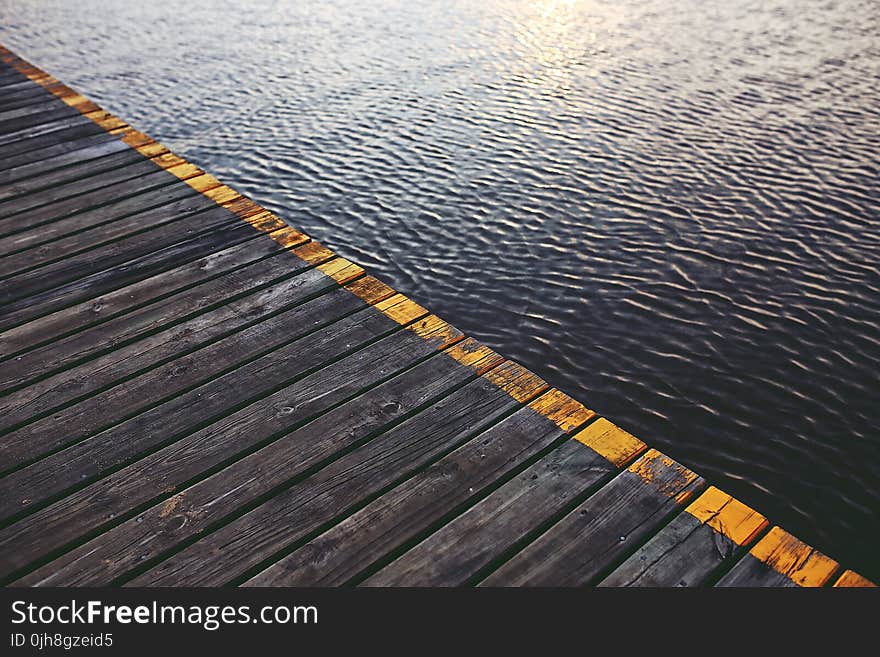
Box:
[573,417,647,467]
[748,526,840,587]
[833,570,876,588]
[685,485,769,547]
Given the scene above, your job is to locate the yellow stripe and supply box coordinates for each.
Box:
[316,258,364,285]
[137,143,172,160]
[289,241,333,265]
[375,295,429,326]
[408,316,463,350]
[483,361,548,403]
[119,130,155,148]
[445,339,504,375]
[572,417,647,467]
[527,389,594,433]
[748,527,839,587]
[435,339,498,374]
[345,276,397,305]
[627,449,701,503]
[684,486,768,546]
[184,172,223,193]
[833,570,876,588]
[221,197,264,219]
[201,184,241,204]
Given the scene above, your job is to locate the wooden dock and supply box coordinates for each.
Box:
[0,44,873,588]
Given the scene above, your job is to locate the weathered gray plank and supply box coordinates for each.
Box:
[2,285,370,468]
[0,130,120,176]
[3,316,462,582]
[599,487,769,587]
[0,157,163,228]
[0,97,76,124]
[0,79,33,94]
[0,244,328,437]
[0,205,246,312]
[0,73,32,87]
[715,526,840,587]
[244,401,568,586]
[0,248,327,397]
[0,143,143,203]
[480,450,705,586]
[0,83,57,112]
[0,164,197,243]
[0,233,294,379]
[0,183,214,273]
[0,78,43,93]
[13,322,469,585]
[0,268,377,521]
[0,121,105,160]
[0,136,132,190]
[363,440,616,586]
[0,113,95,150]
[717,555,800,587]
[129,357,539,586]
[0,104,85,143]
[0,220,259,330]
[602,514,735,587]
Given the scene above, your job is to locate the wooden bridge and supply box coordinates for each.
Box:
[0,44,873,588]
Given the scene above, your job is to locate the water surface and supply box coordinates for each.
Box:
[2,0,878,578]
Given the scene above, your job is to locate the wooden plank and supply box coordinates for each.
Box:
[0,97,80,122]
[0,64,35,79]
[3,315,466,582]
[0,204,246,311]
[716,526,839,587]
[0,168,221,261]
[0,88,71,115]
[10,322,469,584]
[0,78,34,93]
[0,136,134,189]
[599,486,769,587]
[0,80,45,94]
[479,449,705,586]
[0,246,330,397]
[0,183,216,272]
[0,144,146,204]
[0,244,331,436]
[0,120,106,160]
[0,151,211,241]
[0,231,298,377]
[0,71,41,84]
[2,285,372,469]
[0,113,96,149]
[244,398,586,586]
[0,83,57,112]
[365,441,613,587]
[0,157,165,227]
[0,97,81,124]
[833,570,876,587]
[365,421,644,586]
[0,266,377,523]
[0,70,31,86]
[0,130,121,176]
[128,357,543,586]
[0,104,85,143]
[0,163,194,242]
[0,211,260,331]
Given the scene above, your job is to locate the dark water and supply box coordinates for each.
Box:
[2,0,878,578]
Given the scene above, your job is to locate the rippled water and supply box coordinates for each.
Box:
[2,0,878,578]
